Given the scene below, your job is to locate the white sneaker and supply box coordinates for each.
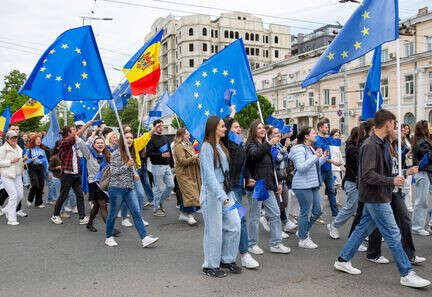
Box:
[281,231,289,239]
[26,200,32,207]
[16,210,28,217]
[298,237,318,249]
[122,218,133,227]
[117,212,122,218]
[79,216,89,225]
[187,214,197,225]
[141,235,159,248]
[50,216,63,225]
[367,256,390,264]
[105,237,118,247]
[248,244,264,255]
[259,216,270,232]
[37,204,45,209]
[400,271,431,288]
[142,219,149,227]
[270,243,291,254]
[327,223,340,239]
[334,261,361,275]
[64,206,72,212]
[0,208,3,216]
[357,243,367,252]
[7,220,19,226]
[241,253,259,269]
[412,229,430,236]
[284,220,297,233]
[179,212,189,223]
[411,256,427,265]
[71,206,78,214]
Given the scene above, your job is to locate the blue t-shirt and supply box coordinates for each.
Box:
[315,135,332,172]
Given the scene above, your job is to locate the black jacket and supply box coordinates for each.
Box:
[222,118,246,186]
[344,140,359,183]
[412,138,432,172]
[146,134,173,167]
[245,139,277,192]
[358,133,395,204]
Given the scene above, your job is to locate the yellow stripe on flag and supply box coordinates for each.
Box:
[123,42,161,83]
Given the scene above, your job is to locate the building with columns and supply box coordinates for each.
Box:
[253,7,432,134]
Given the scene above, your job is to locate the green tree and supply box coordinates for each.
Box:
[234,94,274,129]
[102,98,141,134]
[0,69,42,132]
[170,117,185,129]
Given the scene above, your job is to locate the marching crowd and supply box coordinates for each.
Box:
[1,106,432,288]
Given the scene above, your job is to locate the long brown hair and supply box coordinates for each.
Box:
[203,116,229,167]
[246,120,263,145]
[347,127,360,146]
[26,133,42,149]
[92,136,111,163]
[175,128,187,145]
[413,120,432,147]
[119,132,137,164]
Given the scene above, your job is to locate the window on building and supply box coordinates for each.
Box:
[243,17,246,20]
[340,117,345,136]
[229,31,234,39]
[189,59,194,68]
[381,49,389,63]
[211,29,214,38]
[224,30,228,38]
[266,36,269,43]
[235,32,239,39]
[215,30,218,38]
[405,42,414,57]
[427,36,432,52]
[404,112,416,126]
[359,83,365,101]
[359,56,366,67]
[175,51,178,59]
[189,28,193,36]
[308,92,314,106]
[324,89,330,105]
[381,78,389,98]
[245,33,249,40]
[251,33,254,41]
[202,43,207,52]
[175,64,178,73]
[251,48,255,55]
[256,48,259,56]
[189,43,194,52]
[238,16,241,20]
[429,72,432,92]
[246,47,249,55]
[405,74,414,95]
[340,86,345,104]
[211,45,214,53]
[275,50,279,58]
[266,50,269,58]
[274,36,279,43]
[331,96,336,106]
[255,34,259,41]
[179,46,182,55]
[215,45,218,53]
[179,61,182,69]
[202,28,207,36]
[256,63,260,69]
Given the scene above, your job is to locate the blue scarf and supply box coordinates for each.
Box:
[81,146,108,193]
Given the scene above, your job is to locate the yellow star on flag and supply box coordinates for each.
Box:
[75,82,80,89]
[361,26,369,36]
[55,76,62,81]
[81,72,88,79]
[194,92,199,99]
[195,80,201,87]
[341,51,348,58]
[222,70,228,76]
[61,43,69,49]
[354,41,362,50]
[205,110,210,116]
[67,86,72,92]
[198,103,203,109]
[362,11,370,20]
[327,52,335,60]
[40,67,46,72]
[202,72,208,78]
[212,68,218,74]
[45,73,52,79]
[82,60,87,66]
[43,58,48,63]
[232,90,237,95]
[75,48,81,54]
[49,49,55,54]
[219,108,224,113]
[230,78,235,85]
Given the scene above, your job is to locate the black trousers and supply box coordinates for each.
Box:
[88,182,108,225]
[0,188,21,211]
[27,165,45,206]
[174,175,182,207]
[367,191,416,260]
[54,173,85,219]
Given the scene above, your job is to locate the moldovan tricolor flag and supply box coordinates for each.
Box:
[11,100,45,123]
[123,30,163,95]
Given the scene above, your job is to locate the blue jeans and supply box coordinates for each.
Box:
[339,202,412,277]
[152,165,174,211]
[322,170,339,217]
[248,190,282,247]
[412,172,432,231]
[121,180,146,218]
[47,175,61,202]
[293,187,322,239]
[106,187,147,239]
[201,192,241,268]
[333,181,358,229]
[232,185,248,254]
[139,166,154,203]
[22,170,30,187]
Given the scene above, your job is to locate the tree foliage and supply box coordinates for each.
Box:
[102,98,142,134]
[234,94,274,129]
[170,117,185,129]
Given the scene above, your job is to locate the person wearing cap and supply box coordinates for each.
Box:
[0,130,25,225]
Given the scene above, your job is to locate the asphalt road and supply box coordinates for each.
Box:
[1,193,431,297]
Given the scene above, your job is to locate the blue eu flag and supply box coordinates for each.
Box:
[302,0,399,88]
[109,80,131,111]
[42,109,61,149]
[145,90,174,128]
[19,26,112,110]
[167,39,257,143]
[70,100,100,122]
[362,46,383,121]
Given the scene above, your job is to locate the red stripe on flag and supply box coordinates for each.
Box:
[10,109,26,124]
[130,68,161,96]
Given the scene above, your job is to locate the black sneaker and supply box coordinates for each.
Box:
[113,228,121,237]
[86,224,97,232]
[203,268,227,278]
[220,262,242,274]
